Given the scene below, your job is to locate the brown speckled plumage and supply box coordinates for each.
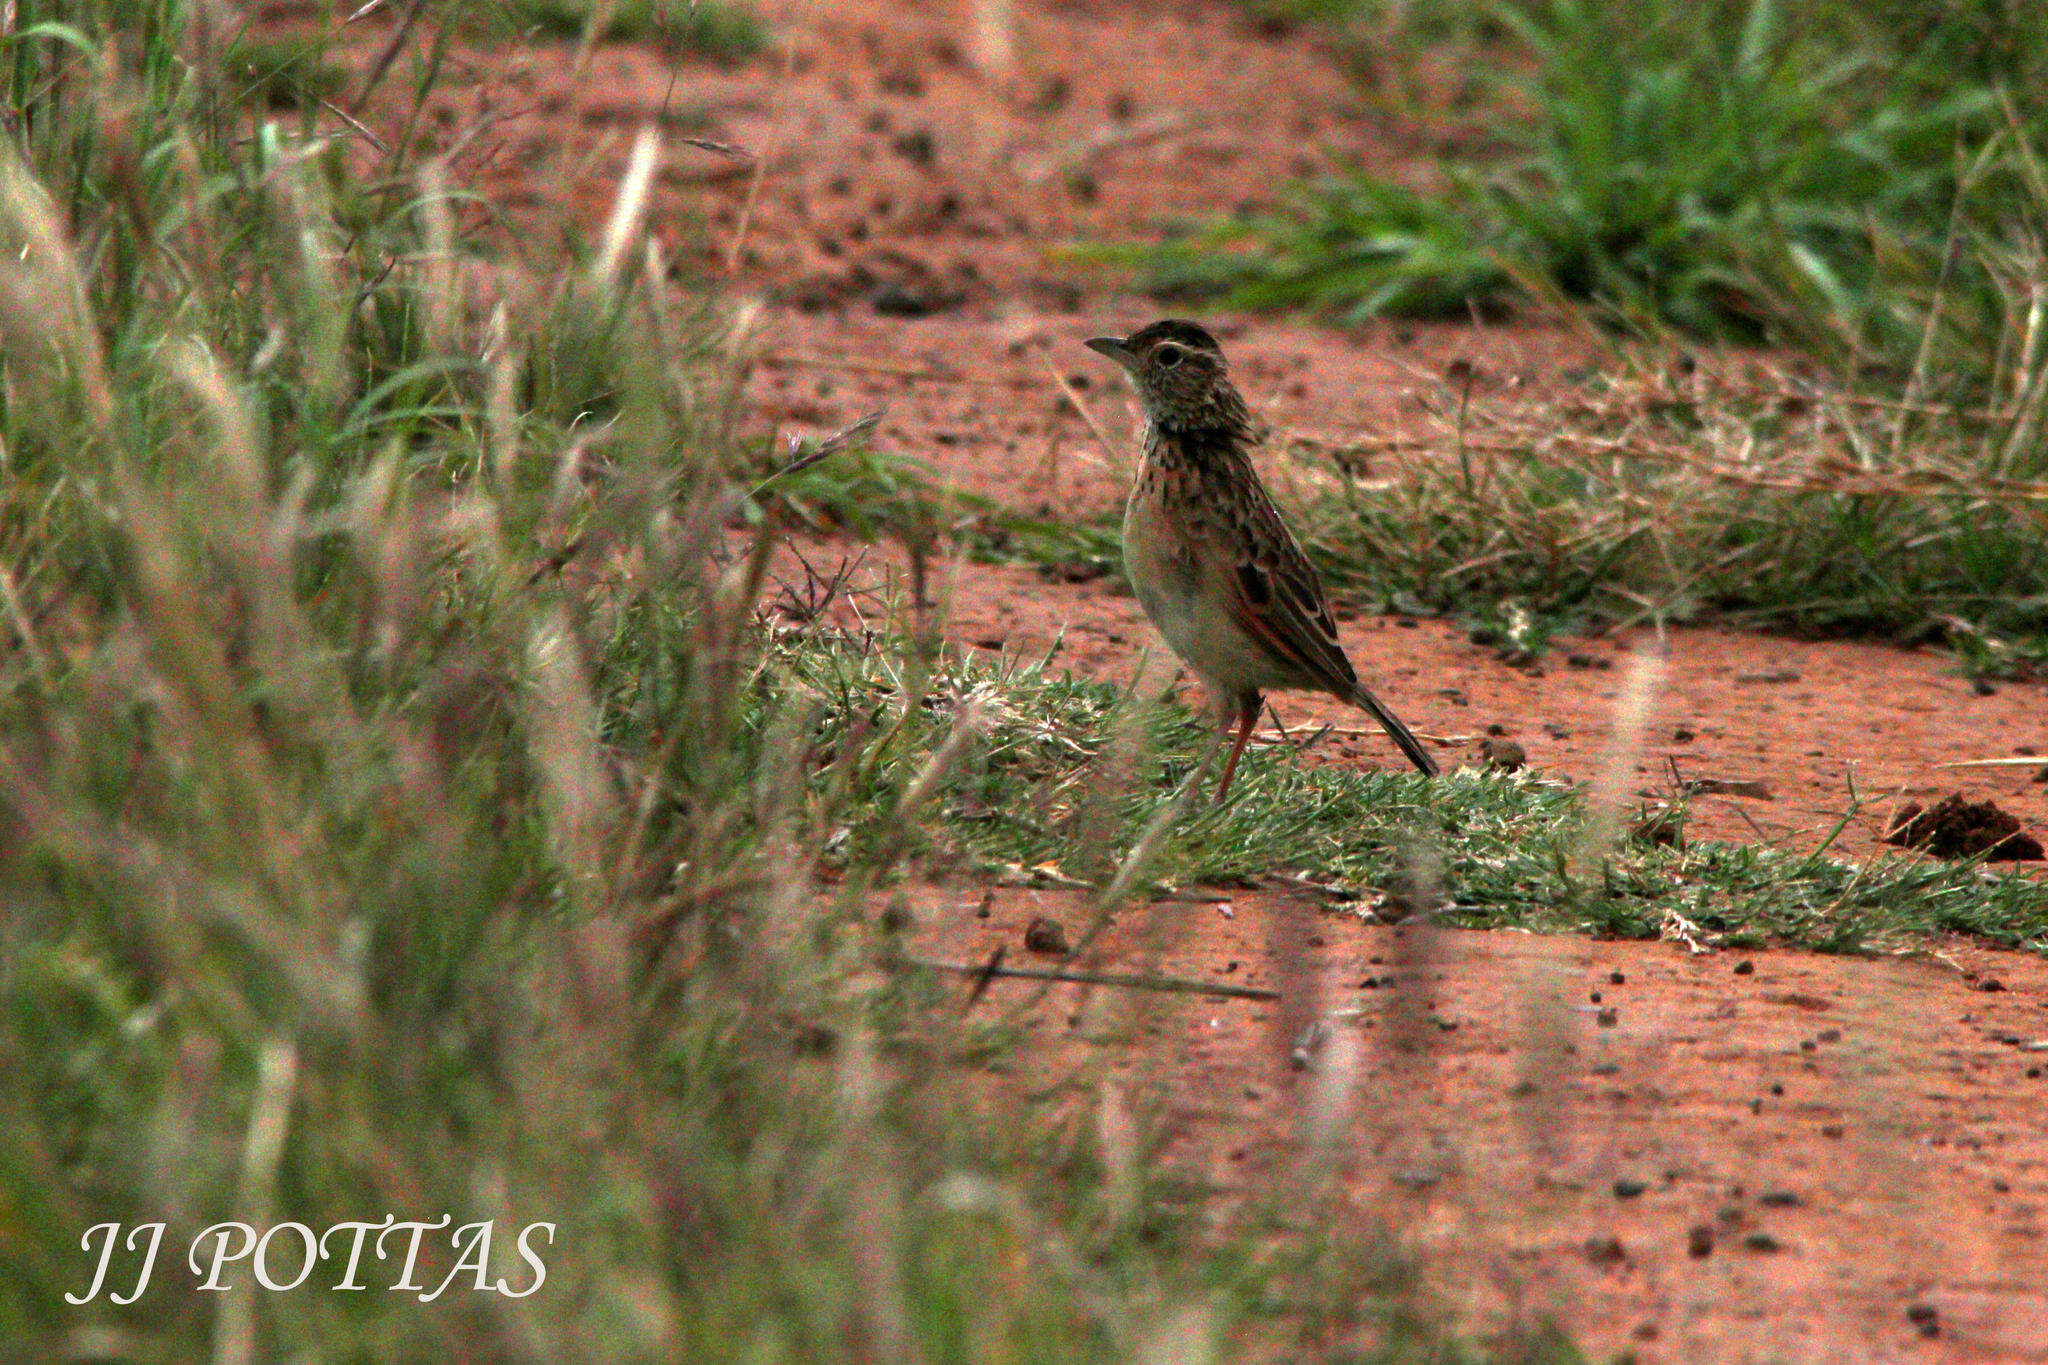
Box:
[1085,319,1439,799]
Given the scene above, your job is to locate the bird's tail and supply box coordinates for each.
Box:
[1351,685,1440,777]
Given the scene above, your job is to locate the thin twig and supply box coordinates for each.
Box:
[1939,757,2048,768]
[317,99,390,153]
[1049,365,1126,478]
[746,410,884,504]
[349,0,425,117]
[724,0,805,275]
[758,350,1036,388]
[680,136,755,160]
[917,957,1278,1002]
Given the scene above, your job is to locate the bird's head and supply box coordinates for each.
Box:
[1085,319,1251,434]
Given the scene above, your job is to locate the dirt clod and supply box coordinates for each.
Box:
[1479,737,1527,772]
[1883,794,2045,861]
[1582,1235,1626,1266]
[1906,1304,1940,1338]
[889,128,936,166]
[1687,1224,1715,1258]
[789,1022,837,1056]
[1613,1179,1648,1199]
[786,249,975,318]
[1743,1233,1784,1253]
[1734,960,1756,976]
[1023,916,1070,955]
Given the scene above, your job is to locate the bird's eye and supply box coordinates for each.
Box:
[1154,343,1185,369]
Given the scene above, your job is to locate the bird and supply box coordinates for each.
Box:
[1084,319,1440,802]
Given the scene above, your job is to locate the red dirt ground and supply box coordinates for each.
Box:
[910,885,2048,1363]
[308,0,2048,1355]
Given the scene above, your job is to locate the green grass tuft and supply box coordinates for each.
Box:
[794,644,2048,954]
[495,0,769,65]
[1154,0,2048,389]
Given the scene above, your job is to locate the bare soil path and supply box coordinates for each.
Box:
[909,883,2048,1363]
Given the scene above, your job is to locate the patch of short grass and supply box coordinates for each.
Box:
[775,365,2048,677]
[1274,362,2048,669]
[494,0,768,64]
[799,645,2048,955]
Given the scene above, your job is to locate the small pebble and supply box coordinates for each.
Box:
[1734,960,1755,976]
[1024,917,1070,955]
[1583,1235,1626,1266]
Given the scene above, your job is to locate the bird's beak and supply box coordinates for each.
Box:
[1083,335,1135,367]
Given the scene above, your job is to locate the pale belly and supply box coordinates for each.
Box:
[1122,485,1304,696]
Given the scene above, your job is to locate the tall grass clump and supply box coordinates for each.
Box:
[1162,0,2048,392]
[0,5,1602,1360]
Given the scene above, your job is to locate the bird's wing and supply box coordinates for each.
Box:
[1214,472,1361,699]
[1216,464,1441,777]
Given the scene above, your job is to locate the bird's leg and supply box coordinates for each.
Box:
[1214,690,1260,804]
